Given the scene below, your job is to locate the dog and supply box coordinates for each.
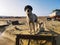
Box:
[24,5,39,34]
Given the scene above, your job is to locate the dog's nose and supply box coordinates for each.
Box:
[27,10,29,12]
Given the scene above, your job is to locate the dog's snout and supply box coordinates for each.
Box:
[27,10,29,12]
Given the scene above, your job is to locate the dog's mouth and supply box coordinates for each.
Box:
[28,14,29,15]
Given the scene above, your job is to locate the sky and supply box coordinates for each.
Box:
[0,0,60,16]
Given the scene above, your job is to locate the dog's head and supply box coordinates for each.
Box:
[24,5,33,15]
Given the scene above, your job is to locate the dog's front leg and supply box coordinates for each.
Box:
[32,22,35,34]
[29,22,33,34]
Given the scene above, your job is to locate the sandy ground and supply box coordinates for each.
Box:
[0,20,60,45]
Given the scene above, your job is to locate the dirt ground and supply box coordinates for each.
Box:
[0,18,60,45]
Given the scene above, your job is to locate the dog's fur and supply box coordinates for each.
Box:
[26,12,39,34]
[24,5,39,34]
